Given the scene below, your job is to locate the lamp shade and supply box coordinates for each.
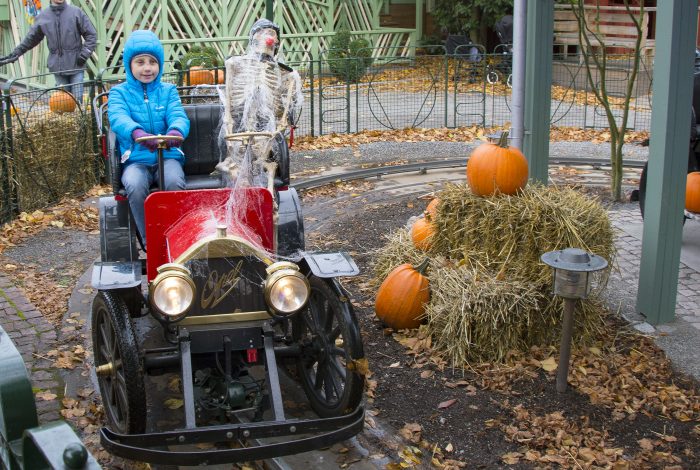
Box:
[541,248,608,299]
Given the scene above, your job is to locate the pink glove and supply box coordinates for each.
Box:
[164,129,183,149]
[132,128,158,152]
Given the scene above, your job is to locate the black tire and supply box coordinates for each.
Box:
[117,286,145,318]
[293,277,364,418]
[486,70,499,85]
[92,291,147,434]
[639,162,686,225]
[639,162,647,218]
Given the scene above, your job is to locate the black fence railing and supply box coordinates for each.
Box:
[0,49,653,225]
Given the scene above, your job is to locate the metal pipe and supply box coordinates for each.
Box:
[143,353,180,374]
[556,298,576,392]
[266,0,274,21]
[511,0,527,150]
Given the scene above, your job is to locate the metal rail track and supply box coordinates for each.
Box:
[293,157,646,190]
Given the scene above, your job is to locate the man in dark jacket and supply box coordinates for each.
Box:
[0,0,96,103]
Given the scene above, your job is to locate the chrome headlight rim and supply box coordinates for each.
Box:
[149,264,196,322]
[264,262,310,315]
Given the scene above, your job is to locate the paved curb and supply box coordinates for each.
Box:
[0,273,63,423]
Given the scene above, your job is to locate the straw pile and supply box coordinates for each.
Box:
[373,183,615,364]
[11,111,98,211]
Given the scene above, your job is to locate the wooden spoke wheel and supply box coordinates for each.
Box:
[293,276,364,418]
[91,291,146,434]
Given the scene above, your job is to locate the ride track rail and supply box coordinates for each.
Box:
[292,157,647,191]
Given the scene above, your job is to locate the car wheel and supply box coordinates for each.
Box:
[92,290,146,434]
[117,286,145,318]
[486,70,500,85]
[638,162,686,225]
[293,277,364,418]
[639,162,647,218]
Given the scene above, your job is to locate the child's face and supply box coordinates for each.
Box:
[131,55,159,84]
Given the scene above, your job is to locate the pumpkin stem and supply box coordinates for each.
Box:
[413,258,430,275]
[497,131,510,148]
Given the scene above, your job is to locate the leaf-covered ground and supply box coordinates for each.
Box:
[305,187,700,470]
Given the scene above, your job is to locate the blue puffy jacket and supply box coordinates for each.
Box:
[108,30,190,167]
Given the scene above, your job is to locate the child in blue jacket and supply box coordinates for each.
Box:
[108,30,190,247]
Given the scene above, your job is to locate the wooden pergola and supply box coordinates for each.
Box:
[523,0,697,324]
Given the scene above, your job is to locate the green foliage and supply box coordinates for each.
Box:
[327,29,374,83]
[177,45,221,69]
[433,0,512,43]
[419,34,446,55]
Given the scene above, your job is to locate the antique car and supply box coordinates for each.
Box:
[90,90,365,466]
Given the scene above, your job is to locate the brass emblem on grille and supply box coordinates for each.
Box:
[201,260,244,309]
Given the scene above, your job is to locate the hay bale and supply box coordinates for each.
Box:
[431,183,615,287]
[373,183,615,364]
[11,112,98,211]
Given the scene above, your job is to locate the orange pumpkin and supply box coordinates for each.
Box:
[425,198,439,221]
[466,131,528,196]
[686,172,700,212]
[187,66,214,85]
[48,90,76,113]
[375,259,430,330]
[212,69,225,84]
[411,217,435,251]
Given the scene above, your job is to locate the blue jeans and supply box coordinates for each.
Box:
[54,70,85,104]
[122,160,186,247]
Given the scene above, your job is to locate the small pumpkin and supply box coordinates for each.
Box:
[425,198,439,221]
[467,131,528,196]
[411,217,435,251]
[213,69,225,84]
[187,66,214,85]
[48,90,76,113]
[375,258,430,330]
[686,172,700,212]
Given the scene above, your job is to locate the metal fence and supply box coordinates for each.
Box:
[0,49,654,224]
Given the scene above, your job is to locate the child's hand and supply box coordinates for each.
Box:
[132,128,158,152]
[164,129,184,149]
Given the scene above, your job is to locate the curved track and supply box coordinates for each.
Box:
[294,157,645,191]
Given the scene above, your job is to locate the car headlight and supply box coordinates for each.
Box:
[149,263,195,321]
[264,262,309,315]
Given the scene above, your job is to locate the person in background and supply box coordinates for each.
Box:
[0,0,96,103]
[108,29,190,248]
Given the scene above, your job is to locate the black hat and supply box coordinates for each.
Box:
[250,18,280,39]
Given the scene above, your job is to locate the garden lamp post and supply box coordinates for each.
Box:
[541,248,608,392]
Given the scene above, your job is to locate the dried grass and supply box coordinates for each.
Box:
[10,112,98,211]
[373,183,616,364]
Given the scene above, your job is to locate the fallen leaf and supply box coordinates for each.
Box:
[164,398,184,410]
[36,391,57,401]
[501,452,522,464]
[438,399,457,409]
[540,357,558,372]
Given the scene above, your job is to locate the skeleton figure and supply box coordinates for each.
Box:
[217,19,303,190]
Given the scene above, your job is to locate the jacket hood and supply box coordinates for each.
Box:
[123,30,165,90]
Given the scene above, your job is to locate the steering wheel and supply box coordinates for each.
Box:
[135,134,184,149]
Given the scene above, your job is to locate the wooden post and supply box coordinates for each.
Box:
[523,0,553,184]
[636,0,698,324]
